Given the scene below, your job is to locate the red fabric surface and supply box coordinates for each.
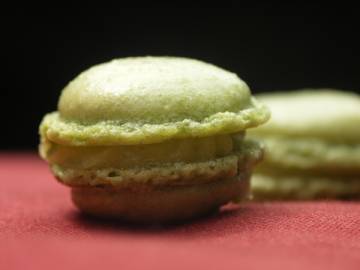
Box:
[1,153,360,270]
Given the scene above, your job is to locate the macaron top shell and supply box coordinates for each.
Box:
[252,90,360,143]
[59,57,252,124]
[41,57,269,146]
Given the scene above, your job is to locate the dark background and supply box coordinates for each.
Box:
[2,6,359,150]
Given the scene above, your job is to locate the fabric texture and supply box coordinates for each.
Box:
[1,153,360,270]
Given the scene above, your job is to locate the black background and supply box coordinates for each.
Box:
[2,6,359,150]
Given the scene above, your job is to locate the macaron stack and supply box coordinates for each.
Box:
[39,57,270,222]
[250,90,360,200]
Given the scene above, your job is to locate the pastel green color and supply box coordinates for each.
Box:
[252,173,360,200]
[252,90,360,143]
[253,136,360,176]
[51,139,263,188]
[249,89,360,200]
[40,57,269,146]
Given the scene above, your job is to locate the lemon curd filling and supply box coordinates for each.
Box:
[41,133,245,170]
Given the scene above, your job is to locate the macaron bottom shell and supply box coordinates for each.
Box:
[252,173,360,200]
[71,172,250,223]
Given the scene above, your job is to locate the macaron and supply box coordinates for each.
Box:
[249,89,360,200]
[39,56,270,222]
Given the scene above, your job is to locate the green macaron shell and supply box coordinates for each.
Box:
[252,173,360,200]
[51,139,263,188]
[40,100,268,146]
[252,90,360,143]
[253,136,360,175]
[249,89,360,200]
[40,57,269,146]
[59,57,253,124]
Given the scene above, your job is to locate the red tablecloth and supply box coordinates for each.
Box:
[1,153,360,270]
